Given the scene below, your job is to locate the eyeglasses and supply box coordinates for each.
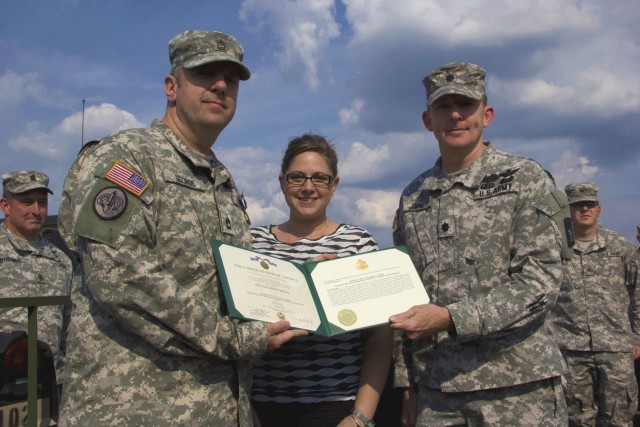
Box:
[284,172,334,187]
[571,201,599,209]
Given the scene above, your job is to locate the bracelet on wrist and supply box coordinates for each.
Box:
[350,414,364,427]
[350,408,375,427]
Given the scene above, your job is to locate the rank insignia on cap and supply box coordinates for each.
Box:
[105,161,150,196]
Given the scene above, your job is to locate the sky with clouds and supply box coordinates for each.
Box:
[1,0,638,248]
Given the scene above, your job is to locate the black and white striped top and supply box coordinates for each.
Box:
[250,223,378,403]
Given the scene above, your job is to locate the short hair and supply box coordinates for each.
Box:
[280,134,338,177]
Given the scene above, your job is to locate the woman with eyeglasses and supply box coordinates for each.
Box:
[250,134,394,427]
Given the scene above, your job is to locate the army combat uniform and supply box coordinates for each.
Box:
[393,143,568,426]
[0,222,72,383]
[58,121,268,426]
[553,227,639,426]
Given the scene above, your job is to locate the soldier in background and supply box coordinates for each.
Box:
[58,30,305,426]
[0,171,72,386]
[552,182,639,426]
[390,62,568,426]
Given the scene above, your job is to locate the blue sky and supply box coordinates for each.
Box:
[1,0,639,248]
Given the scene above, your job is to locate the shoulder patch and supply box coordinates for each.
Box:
[75,179,142,247]
[93,186,128,220]
[105,161,150,196]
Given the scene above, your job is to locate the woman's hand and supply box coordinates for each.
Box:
[308,253,338,262]
[337,415,358,427]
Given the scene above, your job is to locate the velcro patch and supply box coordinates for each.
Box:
[105,161,150,196]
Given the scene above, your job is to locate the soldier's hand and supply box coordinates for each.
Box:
[389,304,453,340]
[265,320,307,352]
[634,345,640,360]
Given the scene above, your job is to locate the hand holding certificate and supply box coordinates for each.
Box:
[212,240,430,336]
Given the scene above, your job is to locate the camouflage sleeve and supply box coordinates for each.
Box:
[74,143,268,362]
[447,169,563,341]
[392,330,413,388]
[624,241,640,345]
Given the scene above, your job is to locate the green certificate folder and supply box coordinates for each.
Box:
[212,240,429,336]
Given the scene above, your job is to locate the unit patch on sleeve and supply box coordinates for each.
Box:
[105,161,150,196]
[93,186,128,220]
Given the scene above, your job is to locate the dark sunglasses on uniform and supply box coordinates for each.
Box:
[284,172,334,187]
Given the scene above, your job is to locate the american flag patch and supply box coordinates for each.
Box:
[105,161,150,196]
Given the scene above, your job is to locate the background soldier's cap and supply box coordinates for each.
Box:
[2,171,53,195]
[423,62,486,106]
[564,182,599,204]
[637,224,640,233]
[169,30,251,80]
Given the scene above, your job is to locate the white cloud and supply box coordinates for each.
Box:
[331,188,399,229]
[340,141,390,181]
[339,133,437,184]
[339,98,364,126]
[0,70,63,116]
[7,103,144,158]
[240,0,340,90]
[342,0,599,45]
[492,66,640,117]
[550,151,599,189]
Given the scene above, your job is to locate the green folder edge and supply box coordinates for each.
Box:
[211,239,410,336]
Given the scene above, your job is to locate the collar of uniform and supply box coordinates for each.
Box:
[0,222,44,254]
[576,228,607,253]
[428,142,495,191]
[151,120,215,170]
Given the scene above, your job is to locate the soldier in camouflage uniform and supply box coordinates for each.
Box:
[552,183,639,426]
[390,62,568,426]
[0,171,72,385]
[57,30,306,427]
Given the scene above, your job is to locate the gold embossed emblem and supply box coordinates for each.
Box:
[277,312,286,320]
[355,259,368,271]
[260,260,269,269]
[338,309,357,326]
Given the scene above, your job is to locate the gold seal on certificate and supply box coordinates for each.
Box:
[355,259,368,271]
[277,312,286,320]
[338,308,357,326]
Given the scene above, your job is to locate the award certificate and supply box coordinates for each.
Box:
[211,240,430,336]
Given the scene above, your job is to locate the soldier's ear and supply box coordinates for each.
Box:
[422,111,433,132]
[0,197,10,216]
[483,106,494,128]
[164,74,178,102]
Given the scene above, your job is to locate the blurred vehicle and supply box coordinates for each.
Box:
[0,331,58,426]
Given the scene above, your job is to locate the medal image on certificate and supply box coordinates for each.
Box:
[212,240,430,336]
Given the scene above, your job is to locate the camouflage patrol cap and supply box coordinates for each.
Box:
[564,182,599,204]
[423,62,486,106]
[169,30,251,80]
[2,171,53,195]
